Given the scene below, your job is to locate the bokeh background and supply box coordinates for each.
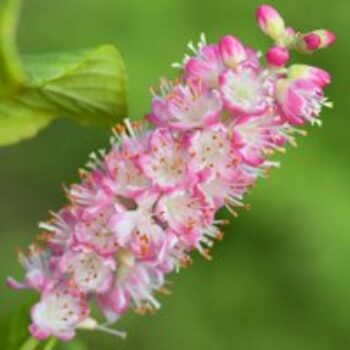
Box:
[1,0,349,349]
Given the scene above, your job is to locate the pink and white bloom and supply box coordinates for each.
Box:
[232,113,287,166]
[109,191,167,258]
[29,287,90,341]
[38,207,79,254]
[219,67,270,115]
[59,250,114,294]
[74,208,120,256]
[7,245,52,292]
[99,249,165,320]
[69,170,113,217]
[188,123,239,175]
[104,149,151,199]
[140,129,191,190]
[199,167,256,210]
[185,44,224,88]
[156,188,213,250]
[276,77,330,125]
[148,78,222,131]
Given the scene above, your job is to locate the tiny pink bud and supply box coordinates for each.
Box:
[256,4,285,41]
[219,35,246,68]
[303,33,322,51]
[265,45,289,67]
[296,30,336,53]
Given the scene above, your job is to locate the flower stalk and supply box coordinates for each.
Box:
[8,4,335,342]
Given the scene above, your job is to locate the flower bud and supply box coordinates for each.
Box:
[265,45,289,67]
[296,30,336,53]
[256,4,285,41]
[219,35,246,68]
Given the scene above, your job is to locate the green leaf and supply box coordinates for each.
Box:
[0,45,128,146]
[0,0,128,147]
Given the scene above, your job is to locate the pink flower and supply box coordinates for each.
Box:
[148,78,222,131]
[109,191,167,258]
[232,114,286,166]
[59,250,115,294]
[188,123,239,175]
[219,67,269,115]
[29,286,90,341]
[185,44,224,88]
[69,170,114,217]
[276,78,329,125]
[156,188,214,252]
[74,207,120,256]
[7,245,52,292]
[38,207,79,254]
[104,149,151,199]
[199,166,256,210]
[98,248,165,320]
[140,129,191,191]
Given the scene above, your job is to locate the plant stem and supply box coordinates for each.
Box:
[0,0,25,93]
[19,337,40,350]
[43,337,58,350]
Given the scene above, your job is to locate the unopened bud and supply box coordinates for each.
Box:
[296,30,336,53]
[256,4,285,41]
[219,35,247,68]
[266,45,289,67]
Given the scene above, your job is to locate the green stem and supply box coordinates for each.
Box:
[18,336,58,350]
[0,0,25,92]
[18,337,40,350]
[43,337,58,350]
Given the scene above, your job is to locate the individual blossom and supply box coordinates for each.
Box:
[148,77,223,131]
[139,128,191,191]
[188,123,239,175]
[73,207,120,256]
[219,66,271,116]
[29,286,90,341]
[109,191,167,258]
[58,250,115,294]
[98,248,166,320]
[7,245,52,292]
[276,65,332,125]
[232,113,290,166]
[156,188,214,252]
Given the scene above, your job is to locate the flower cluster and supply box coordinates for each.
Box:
[8,5,334,341]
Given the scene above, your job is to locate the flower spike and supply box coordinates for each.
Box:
[8,5,335,342]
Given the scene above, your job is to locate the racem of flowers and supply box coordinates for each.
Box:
[8,4,335,341]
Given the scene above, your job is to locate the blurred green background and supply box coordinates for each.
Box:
[1,0,349,349]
